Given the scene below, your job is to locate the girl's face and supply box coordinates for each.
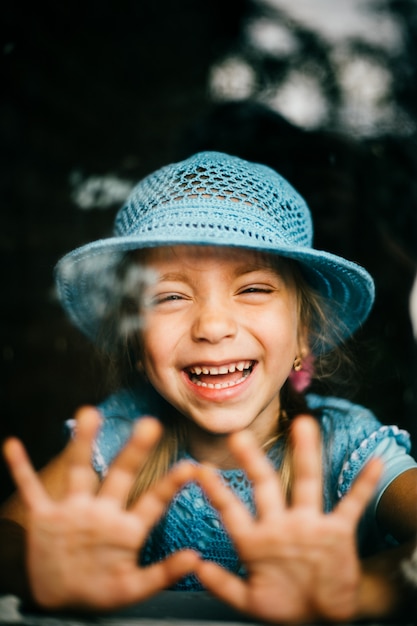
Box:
[139,245,307,450]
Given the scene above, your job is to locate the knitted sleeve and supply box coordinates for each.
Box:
[306,394,417,551]
[306,394,414,499]
[336,425,414,499]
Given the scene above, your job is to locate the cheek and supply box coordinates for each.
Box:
[140,323,163,372]
[264,300,299,342]
[269,309,301,372]
[141,319,180,379]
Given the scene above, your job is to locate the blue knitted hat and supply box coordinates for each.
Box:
[55,151,374,350]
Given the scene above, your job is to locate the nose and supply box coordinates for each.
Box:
[191,300,238,344]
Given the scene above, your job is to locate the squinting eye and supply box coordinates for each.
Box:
[149,293,187,306]
[162,294,183,301]
[242,287,273,294]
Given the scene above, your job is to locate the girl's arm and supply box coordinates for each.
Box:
[358,466,417,617]
[0,407,199,611]
[376,466,417,542]
[195,416,417,623]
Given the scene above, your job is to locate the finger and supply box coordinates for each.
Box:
[195,464,254,545]
[290,416,323,509]
[133,549,200,599]
[76,550,199,610]
[66,406,102,495]
[196,559,248,613]
[227,430,286,517]
[131,460,200,535]
[336,457,383,523]
[98,417,163,504]
[2,438,50,511]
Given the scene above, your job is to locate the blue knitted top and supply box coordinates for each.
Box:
[67,387,416,590]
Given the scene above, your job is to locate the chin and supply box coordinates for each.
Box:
[192,416,252,436]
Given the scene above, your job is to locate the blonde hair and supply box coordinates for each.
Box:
[98,252,350,506]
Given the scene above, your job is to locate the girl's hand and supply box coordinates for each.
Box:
[196,416,383,624]
[2,408,199,611]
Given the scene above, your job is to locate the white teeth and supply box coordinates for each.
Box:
[189,361,253,376]
[194,376,247,389]
[188,361,254,389]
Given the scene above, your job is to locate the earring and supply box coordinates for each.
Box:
[289,354,315,392]
[293,355,302,372]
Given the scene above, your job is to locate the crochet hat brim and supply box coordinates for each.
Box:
[55,212,374,352]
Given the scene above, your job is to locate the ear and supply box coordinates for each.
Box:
[290,329,314,393]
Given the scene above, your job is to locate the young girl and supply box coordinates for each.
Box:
[1,151,417,623]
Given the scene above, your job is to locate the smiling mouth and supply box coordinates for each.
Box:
[186,360,255,389]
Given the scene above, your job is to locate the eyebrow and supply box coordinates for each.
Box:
[155,272,190,283]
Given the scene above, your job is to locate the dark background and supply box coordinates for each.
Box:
[1,0,417,502]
